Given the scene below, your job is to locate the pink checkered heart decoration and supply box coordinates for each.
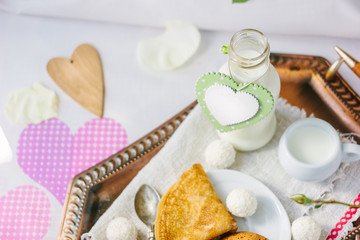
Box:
[17,118,128,204]
[0,185,51,240]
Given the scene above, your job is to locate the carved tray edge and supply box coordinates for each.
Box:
[57,101,197,239]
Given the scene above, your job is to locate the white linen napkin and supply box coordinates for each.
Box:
[88,99,360,240]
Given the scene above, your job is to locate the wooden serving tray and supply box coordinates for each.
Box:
[57,53,360,240]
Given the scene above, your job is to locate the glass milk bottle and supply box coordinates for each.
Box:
[218,29,280,151]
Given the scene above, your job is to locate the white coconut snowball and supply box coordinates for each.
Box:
[226,189,257,217]
[292,216,321,240]
[205,139,236,169]
[106,217,137,240]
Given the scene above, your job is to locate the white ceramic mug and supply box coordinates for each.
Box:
[278,118,360,182]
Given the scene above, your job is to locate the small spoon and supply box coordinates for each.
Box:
[134,184,161,240]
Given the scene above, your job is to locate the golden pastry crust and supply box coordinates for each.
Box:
[155,164,237,240]
[221,231,268,240]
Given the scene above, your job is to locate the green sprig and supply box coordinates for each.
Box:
[290,194,360,208]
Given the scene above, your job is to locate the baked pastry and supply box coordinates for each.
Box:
[155,163,237,239]
[221,232,268,240]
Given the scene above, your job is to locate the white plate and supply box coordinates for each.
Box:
[207,169,291,240]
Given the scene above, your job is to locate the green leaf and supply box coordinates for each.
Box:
[233,0,249,3]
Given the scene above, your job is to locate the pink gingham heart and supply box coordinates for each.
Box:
[0,185,51,240]
[17,118,128,204]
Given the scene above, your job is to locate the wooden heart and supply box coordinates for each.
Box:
[47,44,104,117]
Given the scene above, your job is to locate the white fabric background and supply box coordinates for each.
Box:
[1,0,360,39]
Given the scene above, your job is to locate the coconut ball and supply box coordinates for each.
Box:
[205,139,236,169]
[106,217,137,240]
[292,216,321,240]
[226,189,257,217]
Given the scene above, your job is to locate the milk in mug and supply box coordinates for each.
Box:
[287,126,337,165]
